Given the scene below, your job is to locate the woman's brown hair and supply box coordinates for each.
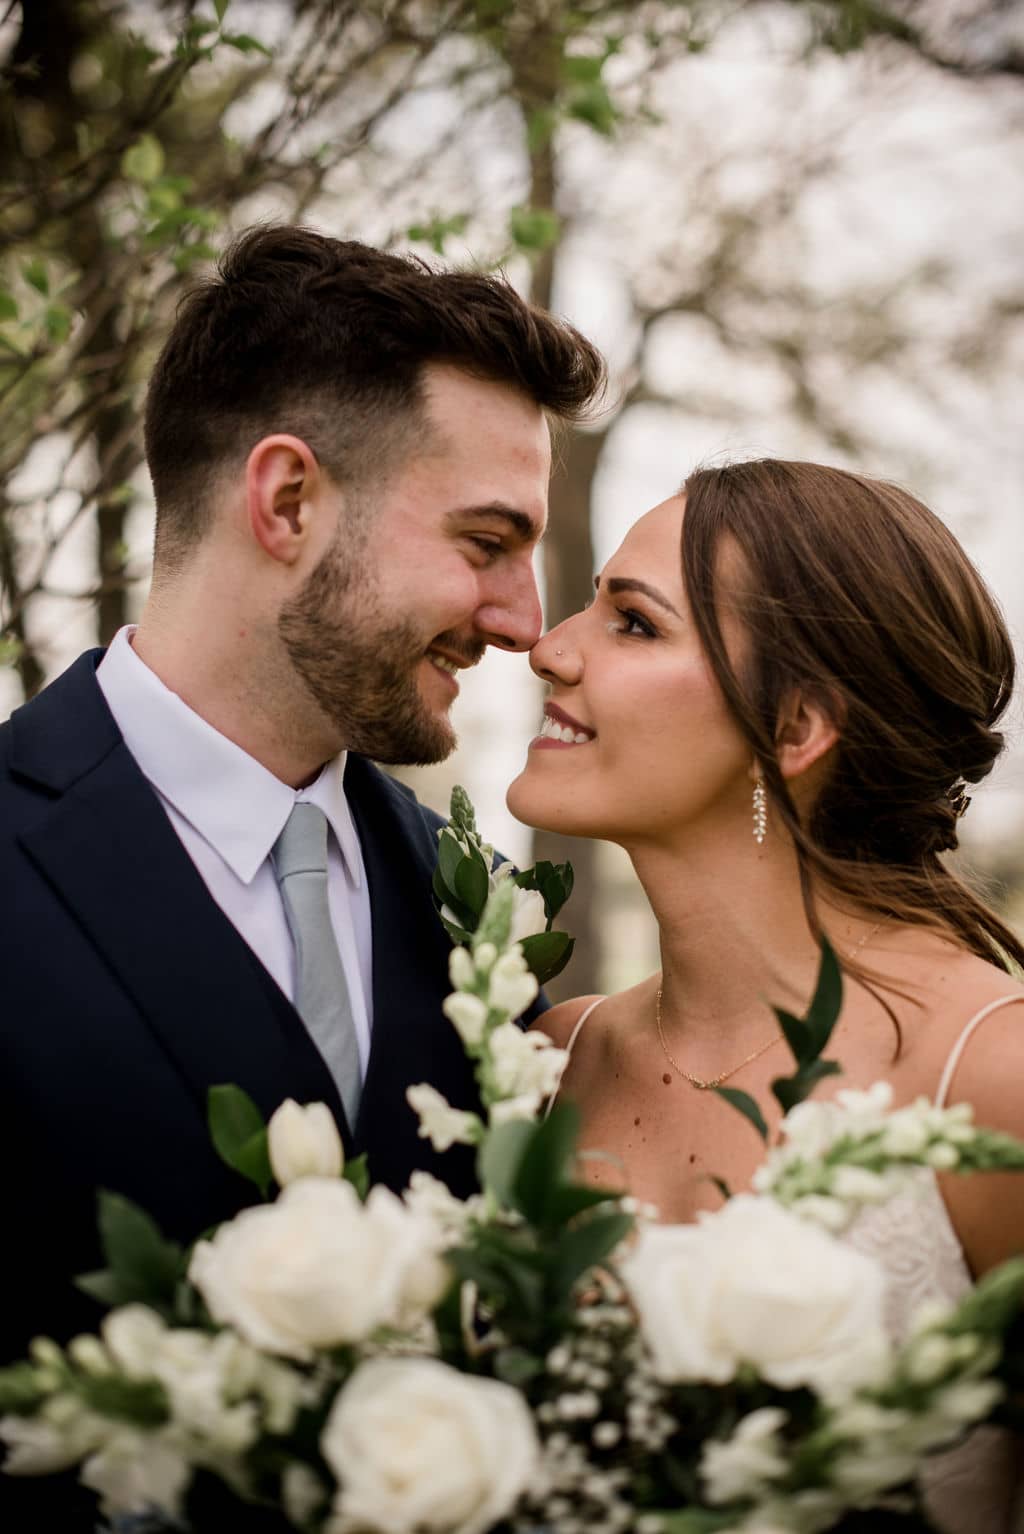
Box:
[682,458,1024,975]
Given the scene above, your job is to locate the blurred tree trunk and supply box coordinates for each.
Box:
[508,23,608,1001]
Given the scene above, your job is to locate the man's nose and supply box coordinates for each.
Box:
[475,560,544,652]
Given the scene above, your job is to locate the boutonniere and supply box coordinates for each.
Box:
[432,786,574,986]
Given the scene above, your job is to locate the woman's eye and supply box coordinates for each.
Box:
[610,608,657,639]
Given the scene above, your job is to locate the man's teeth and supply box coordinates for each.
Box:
[539,714,592,745]
[428,652,459,675]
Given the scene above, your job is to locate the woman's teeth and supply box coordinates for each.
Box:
[539,715,592,745]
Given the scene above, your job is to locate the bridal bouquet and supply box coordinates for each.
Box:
[3,794,1024,1534]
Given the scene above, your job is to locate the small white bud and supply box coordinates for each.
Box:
[268,1099,344,1186]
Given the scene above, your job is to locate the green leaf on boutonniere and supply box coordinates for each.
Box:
[713,1086,769,1141]
[76,1191,184,1311]
[453,850,489,913]
[207,1084,272,1198]
[519,929,575,986]
[513,859,574,924]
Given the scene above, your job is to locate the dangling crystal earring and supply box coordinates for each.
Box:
[752,776,767,846]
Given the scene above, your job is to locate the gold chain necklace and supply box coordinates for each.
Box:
[654,917,889,1091]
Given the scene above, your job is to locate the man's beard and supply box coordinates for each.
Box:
[278,536,481,766]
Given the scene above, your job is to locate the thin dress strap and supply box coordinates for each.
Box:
[934,994,1024,1107]
[542,996,607,1120]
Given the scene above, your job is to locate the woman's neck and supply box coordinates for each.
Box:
[626,827,865,1043]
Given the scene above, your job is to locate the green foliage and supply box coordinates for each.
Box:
[207,1083,272,1198]
[75,1190,184,1312]
[0,1362,49,1414]
[343,1151,370,1200]
[713,1085,769,1142]
[519,927,575,985]
[508,206,561,252]
[407,214,470,254]
[77,1371,170,1427]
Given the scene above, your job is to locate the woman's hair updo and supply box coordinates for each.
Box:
[682,458,1024,972]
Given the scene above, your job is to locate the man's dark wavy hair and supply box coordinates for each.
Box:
[144,224,606,566]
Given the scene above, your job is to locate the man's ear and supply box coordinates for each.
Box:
[775,686,842,784]
[246,434,324,564]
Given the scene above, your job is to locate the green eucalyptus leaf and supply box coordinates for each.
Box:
[514,1101,581,1223]
[567,82,618,136]
[45,305,71,343]
[213,0,231,20]
[0,291,18,321]
[708,1175,732,1203]
[493,1346,542,1386]
[713,1086,768,1141]
[519,929,574,986]
[438,829,466,896]
[561,54,605,85]
[95,1191,183,1304]
[772,1058,842,1114]
[478,1118,535,1207]
[78,1373,169,1428]
[74,1269,131,1306]
[773,1005,810,1062]
[454,852,489,915]
[207,1084,271,1194]
[542,1182,624,1224]
[553,1210,634,1298]
[806,936,843,1055]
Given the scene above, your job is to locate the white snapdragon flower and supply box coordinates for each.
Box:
[0,1398,109,1475]
[79,1426,191,1521]
[407,1083,482,1151]
[487,950,540,1020]
[700,1407,789,1504]
[441,992,489,1047]
[321,1356,540,1534]
[448,945,477,991]
[488,1023,567,1101]
[489,1093,543,1125]
[268,1099,344,1186]
[403,1171,485,1241]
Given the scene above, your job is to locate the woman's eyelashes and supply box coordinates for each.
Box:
[608,606,659,640]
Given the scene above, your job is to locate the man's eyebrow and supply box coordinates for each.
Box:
[595,574,682,619]
[445,504,542,543]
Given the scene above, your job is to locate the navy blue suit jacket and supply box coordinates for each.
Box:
[1,649,543,1372]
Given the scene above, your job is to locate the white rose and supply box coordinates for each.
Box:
[441,992,489,1047]
[79,1426,191,1519]
[268,1099,344,1186]
[620,1195,890,1398]
[188,1178,447,1360]
[487,949,540,1020]
[508,886,548,945]
[321,1356,540,1534]
[407,1083,482,1151]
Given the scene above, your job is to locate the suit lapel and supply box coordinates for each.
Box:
[12,654,345,1134]
[345,755,480,1194]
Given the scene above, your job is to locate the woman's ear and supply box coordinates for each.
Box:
[246,434,323,564]
[775,686,842,784]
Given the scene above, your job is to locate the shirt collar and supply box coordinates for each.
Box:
[96,626,362,888]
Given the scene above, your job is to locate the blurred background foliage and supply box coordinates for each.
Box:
[2,0,1023,997]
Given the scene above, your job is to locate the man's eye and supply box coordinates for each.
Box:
[468,536,502,560]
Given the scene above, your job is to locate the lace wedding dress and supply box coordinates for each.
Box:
[550,993,1024,1533]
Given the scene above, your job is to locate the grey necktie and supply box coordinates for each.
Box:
[271,802,362,1133]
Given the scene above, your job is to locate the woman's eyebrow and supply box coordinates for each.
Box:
[595,573,681,619]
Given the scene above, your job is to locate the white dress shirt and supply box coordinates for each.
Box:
[96,627,373,1076]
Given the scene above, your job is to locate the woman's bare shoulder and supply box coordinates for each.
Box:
[529,994,606,1047]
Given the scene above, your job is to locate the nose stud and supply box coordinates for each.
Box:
[555,649,564,657]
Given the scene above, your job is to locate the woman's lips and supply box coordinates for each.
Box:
[530,702,596,750]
